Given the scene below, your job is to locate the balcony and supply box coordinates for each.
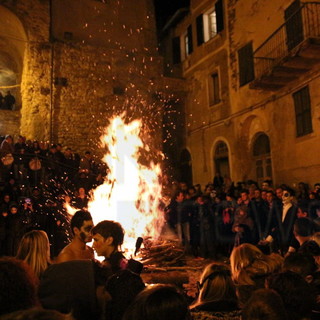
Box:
[250,2,320,90]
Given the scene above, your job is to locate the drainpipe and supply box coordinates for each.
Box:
[49,0,54,144]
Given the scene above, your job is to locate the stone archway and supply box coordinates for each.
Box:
[0,5,27,110]
[252,132,272,184]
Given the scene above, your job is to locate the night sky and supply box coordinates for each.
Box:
[153,0,190,30]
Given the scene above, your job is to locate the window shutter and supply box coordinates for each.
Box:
[172,37,181,64]
[196,14,204,45]
[215,0,224,33]
[187,25,193,54]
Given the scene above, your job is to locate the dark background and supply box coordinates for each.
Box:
[153,0,190,30]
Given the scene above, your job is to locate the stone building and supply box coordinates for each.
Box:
[161,0,320,188]
[0,0,180,157]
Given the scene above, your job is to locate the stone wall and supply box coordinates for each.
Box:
[0,0,181,161]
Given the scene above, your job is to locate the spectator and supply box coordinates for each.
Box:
[242,288,287,320]
[190,262,241,320]
[16,230,51,279]
[0,257,38,316]
[123,284,191,320]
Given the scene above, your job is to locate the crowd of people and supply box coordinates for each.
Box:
[0,211,319,320]
[0,134,107,257]
[165,178,320,258]
[0,134,320,319]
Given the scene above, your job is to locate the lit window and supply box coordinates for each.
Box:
[208,10,217,39]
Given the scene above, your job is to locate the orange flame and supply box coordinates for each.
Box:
[87,114,164,255]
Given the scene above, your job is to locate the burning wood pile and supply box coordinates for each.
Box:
[138,238,185,268]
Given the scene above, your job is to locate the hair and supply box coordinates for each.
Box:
[283,252,317,279]
[105,269,145,320]
[242,288,287,320]
[294,218,316,237]
[16,230,51,279]
[312,231,320,246]
[123,284,190,320]
[91,220,124,247]
[70,210,92,235]
[230,243,283,286]
[0,257,38,316]
[266,271,315,320]
[0,308,74,320]
[190,263,237,309]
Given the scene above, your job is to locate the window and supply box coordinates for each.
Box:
[238,42,255,86]
[253,133,272,183]
[201,0,224,43]
[209,72,221,105]
[293,86,313,137]
[208,10,217,39]
[184,25,193,57]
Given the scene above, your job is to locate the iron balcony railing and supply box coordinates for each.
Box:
[253,2,320,79]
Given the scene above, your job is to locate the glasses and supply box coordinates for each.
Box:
[283,192,290,197]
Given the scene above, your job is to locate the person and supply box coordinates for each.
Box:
[1,308,74,320]
[230,243,283,306]
[56,210,94,263]
[16,230,51,279]
[165,191,191,250]
[105,269,145,320]
[232,205,254,246]
[91,220,127,273]
[261,187,298,255]
[190,262,241,320]
[0,257,38,316]
[4,91,15,110]
[242,288,287,320]
[266,271,315,320]
[123,284,191,320]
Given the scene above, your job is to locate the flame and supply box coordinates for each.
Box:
[86,114,164,255]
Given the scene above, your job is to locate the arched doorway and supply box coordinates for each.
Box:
[0,5,27,110]
[253,133,272,184]
[214,141,230,179]
[179,149,192,186]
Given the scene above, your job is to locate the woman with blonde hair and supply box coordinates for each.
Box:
[16,230,51,279]
[230,243,283,307]
[190,262,241,320]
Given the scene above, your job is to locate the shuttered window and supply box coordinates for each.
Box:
[293,86,313,137]
[238,42,255,86]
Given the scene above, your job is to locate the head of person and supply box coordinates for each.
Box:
[275,187,283,200]
[293,217,316,239]
[241,189,249,201]
[230,244,282,286]
[242,288,287,320]
[191,263,237,308]
[1,308,74,320]
[297,206,308,218]
[283,252,317,283]
[282,187,294,205]
[70,210,93,243]
[174,191,184,203]
[0,257,38,316]
[91,220,124,258]
[123,284,190,320]
[266,191,274,203]
[266,271,315,320]
[16,230,51,279]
